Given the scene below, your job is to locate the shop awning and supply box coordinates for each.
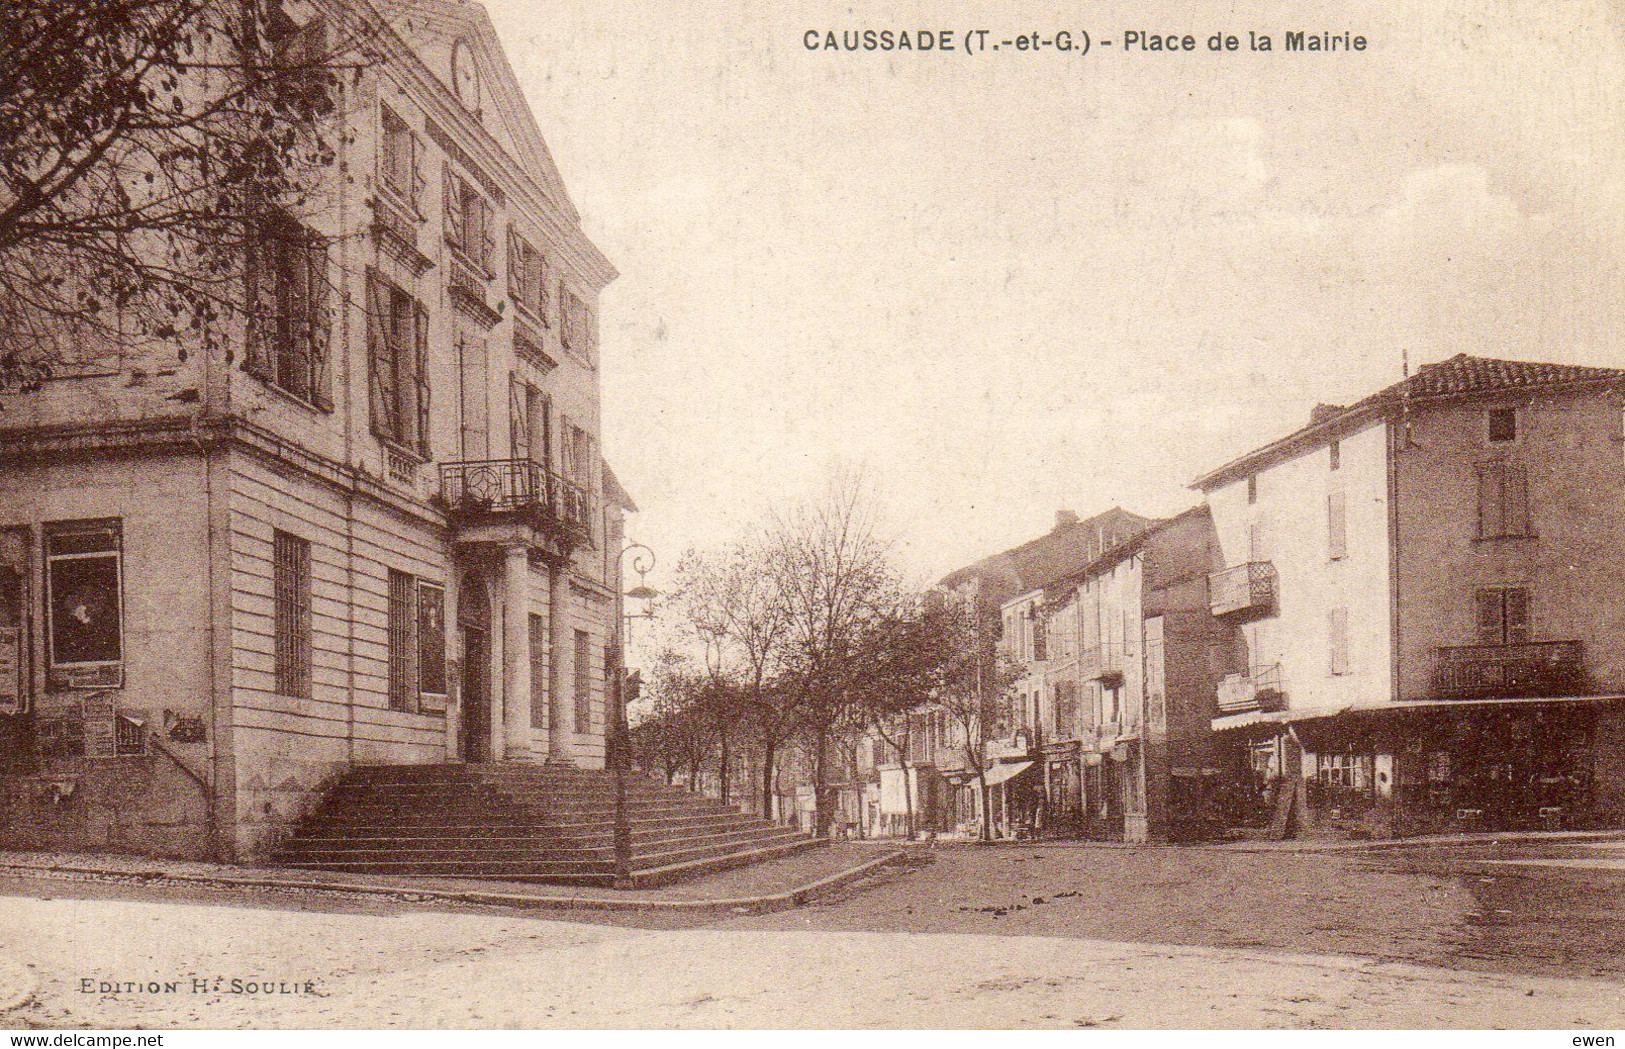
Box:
[1211,710,1291,733]
[980,760,1035,787]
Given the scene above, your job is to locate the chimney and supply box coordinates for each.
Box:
[1309,403,1345,426]
[1054,509,1080,531]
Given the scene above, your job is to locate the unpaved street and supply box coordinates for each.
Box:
[1,842,1622,1029]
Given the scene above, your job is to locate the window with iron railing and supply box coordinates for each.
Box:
[273,530,312,699]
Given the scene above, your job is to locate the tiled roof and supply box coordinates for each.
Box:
[1193,354,1625,489]
[937,507,1156,607]
[1362,353,1625,406]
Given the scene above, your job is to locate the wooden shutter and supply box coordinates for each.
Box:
[459,335,488,459]
[507,227,523,303]
[244,221,276,380]
[1504,588,1532,644]
[413,301,431,456]
[1475,588,1504,646]
[444,168,464,252]
[1327,490,1347,560]
[365,270,394,440]
[1476,462,1504,538]
[307,232,333,411]
[509,375,529,460]
[409,130,425,211]
[531,249,548,325]
[1504,463,1531,536]
[1328,607,1349,675]
[536,391,552,468]
[476,197,495,272]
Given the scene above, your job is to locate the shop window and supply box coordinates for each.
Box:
[46,521,123,670]
[273,530,312,698]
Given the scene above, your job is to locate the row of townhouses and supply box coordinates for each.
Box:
[839,355,1625,843]
[0,0,634,862]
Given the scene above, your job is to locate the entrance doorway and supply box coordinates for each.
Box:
[458,571,493,762]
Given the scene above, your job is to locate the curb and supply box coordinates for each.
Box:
[0,850,910,917]
[1206,830,1625,855]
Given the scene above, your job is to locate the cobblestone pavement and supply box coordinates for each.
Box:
[0,841,1621,1028]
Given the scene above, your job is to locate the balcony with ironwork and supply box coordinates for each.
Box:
[1433,641,1585,699]
[1208,561,1277,620]
[438,458,595,550]
[1216,664,1287,714]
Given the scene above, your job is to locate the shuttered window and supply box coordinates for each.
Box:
[1476,587,1532,646]
[458,334,489,460]
[273,531,312,698]
[1476,461,1532,538]
[1327,490,1347,560]
[379,104,423,211]
[1328,607,1350,676]
[246,210,332,410]
[387,569,416,712]
[366,271,430,455]
[573,628,591,734]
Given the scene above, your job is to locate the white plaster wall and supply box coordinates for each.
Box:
[1204,420,1393,714]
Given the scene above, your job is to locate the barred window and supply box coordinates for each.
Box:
[273,531,312,698]
[573,628,591,734]
[388,569,417,712]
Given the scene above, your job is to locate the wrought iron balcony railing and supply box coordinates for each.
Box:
[438,458,594,538]
[1433,641,1584,699]
[1208,561,1277,620]
[1216,664,1286,714]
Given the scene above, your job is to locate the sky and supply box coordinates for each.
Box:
[480,0,1625,594]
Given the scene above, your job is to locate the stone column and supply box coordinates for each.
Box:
[501,545,532,761]
[547,563,574,764]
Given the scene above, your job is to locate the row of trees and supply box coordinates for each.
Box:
[628,475,1017,838]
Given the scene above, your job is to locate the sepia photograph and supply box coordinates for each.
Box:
[0,0,1622,1034]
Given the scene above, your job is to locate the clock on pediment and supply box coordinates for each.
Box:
[451,37,481,113]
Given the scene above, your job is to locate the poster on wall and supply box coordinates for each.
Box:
[0,626,22,716]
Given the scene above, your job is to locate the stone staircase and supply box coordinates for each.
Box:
[273,763,818,887]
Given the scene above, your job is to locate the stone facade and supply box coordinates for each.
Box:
[0,0,628,861]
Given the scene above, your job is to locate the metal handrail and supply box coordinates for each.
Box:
[438,458,594,533]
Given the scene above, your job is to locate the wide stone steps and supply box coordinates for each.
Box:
[273,762,819,887]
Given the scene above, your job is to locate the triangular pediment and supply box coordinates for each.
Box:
[380,0,580,222]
